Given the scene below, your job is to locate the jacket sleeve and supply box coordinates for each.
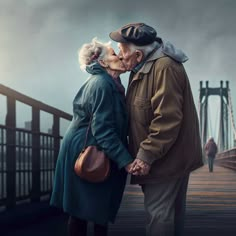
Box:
[89,79,133,169]
[137,66,184,165]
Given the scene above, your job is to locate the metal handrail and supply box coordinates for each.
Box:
[215,148,236,171]
[0,84,72,211]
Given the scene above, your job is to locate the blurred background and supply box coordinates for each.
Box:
[0,0,236,139]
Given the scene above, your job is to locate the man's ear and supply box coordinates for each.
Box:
[135,50,144,63]
[98,59,108,68]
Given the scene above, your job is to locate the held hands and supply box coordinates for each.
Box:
[125,159,151,176]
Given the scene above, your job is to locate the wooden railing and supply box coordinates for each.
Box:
[215,148,236,171]
[0,84,72,210]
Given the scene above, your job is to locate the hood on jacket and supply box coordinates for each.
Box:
[161,41,189,63]
[85,62,106,75]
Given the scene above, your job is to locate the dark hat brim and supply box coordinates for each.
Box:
[109,31,129,43]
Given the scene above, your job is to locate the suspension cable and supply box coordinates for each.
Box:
[208,102,212,137]
[227,89,236,140]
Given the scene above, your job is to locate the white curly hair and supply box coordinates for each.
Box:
[78,37,111,71]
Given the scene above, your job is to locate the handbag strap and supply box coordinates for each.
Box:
[82,115,93,151]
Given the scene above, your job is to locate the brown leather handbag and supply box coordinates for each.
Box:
[74,117,110,183]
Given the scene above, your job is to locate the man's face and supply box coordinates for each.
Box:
[118,43,139,71]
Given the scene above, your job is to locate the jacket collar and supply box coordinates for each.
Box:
[139,46,166,74]
[86,62,106,75]
[133,41,189,76]
[132,46,166,77]
[87,62,125,104]
[132,43,161,74]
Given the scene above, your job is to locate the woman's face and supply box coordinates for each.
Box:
[102,47,126,72]
[118,43,140,71]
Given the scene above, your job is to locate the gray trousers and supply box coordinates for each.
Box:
[208,156,215,172]
[141,175,189,236]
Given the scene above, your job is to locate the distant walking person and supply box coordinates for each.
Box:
[204,137,218,172]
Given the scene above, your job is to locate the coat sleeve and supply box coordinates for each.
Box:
[89,79,133,169]
[137,66,184,165]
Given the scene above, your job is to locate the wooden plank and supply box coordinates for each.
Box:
[109,165,236,236]
[6,96,16,209]
[3,164,236,236]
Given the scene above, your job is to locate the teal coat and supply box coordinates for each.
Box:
[50,63,133,225]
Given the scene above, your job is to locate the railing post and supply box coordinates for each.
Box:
[219,80,225,151]
[31,107,40,202]
[5,96,16,209]
[203,81,209,146]
[53,115,60,165]
[225,81,229,149]
[199,81,203,142]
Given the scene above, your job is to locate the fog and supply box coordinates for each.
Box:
[0,0,236,138]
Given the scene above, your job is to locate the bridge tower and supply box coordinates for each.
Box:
[199,80,233,151]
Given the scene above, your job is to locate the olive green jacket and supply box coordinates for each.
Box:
[126,49,203,184]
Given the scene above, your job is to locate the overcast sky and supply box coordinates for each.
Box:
[0,0,236,139]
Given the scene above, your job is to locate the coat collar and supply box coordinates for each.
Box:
[132,41,189,76]
[86,62,117,91]
[138,46,166,74]
[86,62,106,75]
[131,46,166,81]
[86,63,126,108]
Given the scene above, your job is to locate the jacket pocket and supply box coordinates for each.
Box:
[133,96,153,126]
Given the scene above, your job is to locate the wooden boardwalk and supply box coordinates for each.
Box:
[109,165,236,236]
[4,165,236,236]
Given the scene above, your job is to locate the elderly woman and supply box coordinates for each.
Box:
[50,38,134,236]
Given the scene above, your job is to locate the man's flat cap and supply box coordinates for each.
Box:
[109,22,162,46]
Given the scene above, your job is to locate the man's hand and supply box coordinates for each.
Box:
[130,159,151,176]
[125,162,139,173]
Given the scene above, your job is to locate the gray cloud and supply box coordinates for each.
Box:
[0,0,236,137]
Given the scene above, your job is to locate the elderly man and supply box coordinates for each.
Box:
[109,23,203,236]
